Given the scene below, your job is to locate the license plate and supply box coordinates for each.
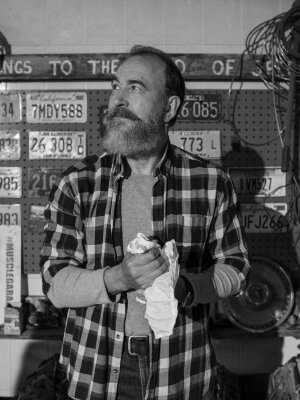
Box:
[28,131,86,159]
[0,131,21,160]
[241,203,289,233]
[26,92,87,123]
[0,204,21,225]
[28,167,62,197]
[169,130,221,159]
[230,167,286,197]
[29,205,46,232]
[0,93,22,122]
[0,167,22,198]
[177,93,221,121]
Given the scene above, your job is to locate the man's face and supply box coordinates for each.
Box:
[102,55,168,158]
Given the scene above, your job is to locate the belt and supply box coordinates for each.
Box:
[126,335,149,356]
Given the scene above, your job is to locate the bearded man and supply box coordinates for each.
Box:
[40,45,250,400]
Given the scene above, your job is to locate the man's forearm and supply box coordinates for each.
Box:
[47,266,120,308]
[179,264,243,306]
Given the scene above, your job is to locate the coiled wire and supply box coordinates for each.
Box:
[245,5,300,89]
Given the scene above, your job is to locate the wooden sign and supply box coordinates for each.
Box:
[0,53,266,81]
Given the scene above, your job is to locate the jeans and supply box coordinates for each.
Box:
[116,336,150,400]
[116,336,220,400]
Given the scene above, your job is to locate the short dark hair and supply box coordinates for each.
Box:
[121,45,185,126]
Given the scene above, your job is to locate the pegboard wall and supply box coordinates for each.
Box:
[0,88,299,290]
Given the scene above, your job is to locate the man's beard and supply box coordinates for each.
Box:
[102,106,167,158]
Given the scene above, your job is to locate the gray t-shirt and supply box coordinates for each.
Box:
[121,172,154,336]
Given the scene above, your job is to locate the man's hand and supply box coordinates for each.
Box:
[104,248,168,295]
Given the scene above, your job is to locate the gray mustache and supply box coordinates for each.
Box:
[106,107,140,121]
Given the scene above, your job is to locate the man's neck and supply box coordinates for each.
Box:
[126,142,167,175]
[126,155,159,175]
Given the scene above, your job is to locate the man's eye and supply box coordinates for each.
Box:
[111,82,120,90]
[130,84,142,92]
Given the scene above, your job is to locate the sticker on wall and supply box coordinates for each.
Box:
[229,167,286,197]
[177,92,222,122]
[28,131,86,159]
[0,130,21,160]
[241,203,289,233]
[0,204,21,225]
[0,167,22,198]
[26,92,87,123]
[0,92,22,123]
[169,130,221,159]
[0,224,22,325]
[28,204,46,232]
[28,167,62,197]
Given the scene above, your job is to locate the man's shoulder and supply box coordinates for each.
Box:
[171,145,226,175]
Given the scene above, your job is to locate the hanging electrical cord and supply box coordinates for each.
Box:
[245,6,300,87]
[242,2,300,227]
[226,49,286,147]
[226,6,300,147]
[245,4,300,169]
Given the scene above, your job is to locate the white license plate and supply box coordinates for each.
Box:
[0,204,21,225]
[230,167,286,197]
[28,167,62,197]
[28,131,86,159]
[169,130,221,159]
[0,131,21,160]
[26,92,87,123]
[178,93,221,121]
[0,167,22,198]
[0,93,22,122]
[241,203,288,233]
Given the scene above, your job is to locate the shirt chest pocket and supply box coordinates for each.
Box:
[167,214,212,270]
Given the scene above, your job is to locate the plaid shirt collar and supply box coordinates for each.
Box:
[112,140,172,180]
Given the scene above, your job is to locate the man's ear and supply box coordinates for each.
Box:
[164,96,181,123]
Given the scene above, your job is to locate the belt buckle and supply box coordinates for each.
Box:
[128,335,148,356]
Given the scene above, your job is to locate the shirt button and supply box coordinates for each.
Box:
[113,368,118,374]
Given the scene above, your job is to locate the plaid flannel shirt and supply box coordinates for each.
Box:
[40,142,250,400]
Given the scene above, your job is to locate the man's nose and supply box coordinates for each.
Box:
[111,88,129,108]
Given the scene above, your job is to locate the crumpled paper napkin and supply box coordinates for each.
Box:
[127,233,180,339]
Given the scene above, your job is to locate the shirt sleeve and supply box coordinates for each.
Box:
[47,266,120,308]
[181,170,251,306]
[179,264,243,306]
[209,170,250,285]
[40,173,117,307]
